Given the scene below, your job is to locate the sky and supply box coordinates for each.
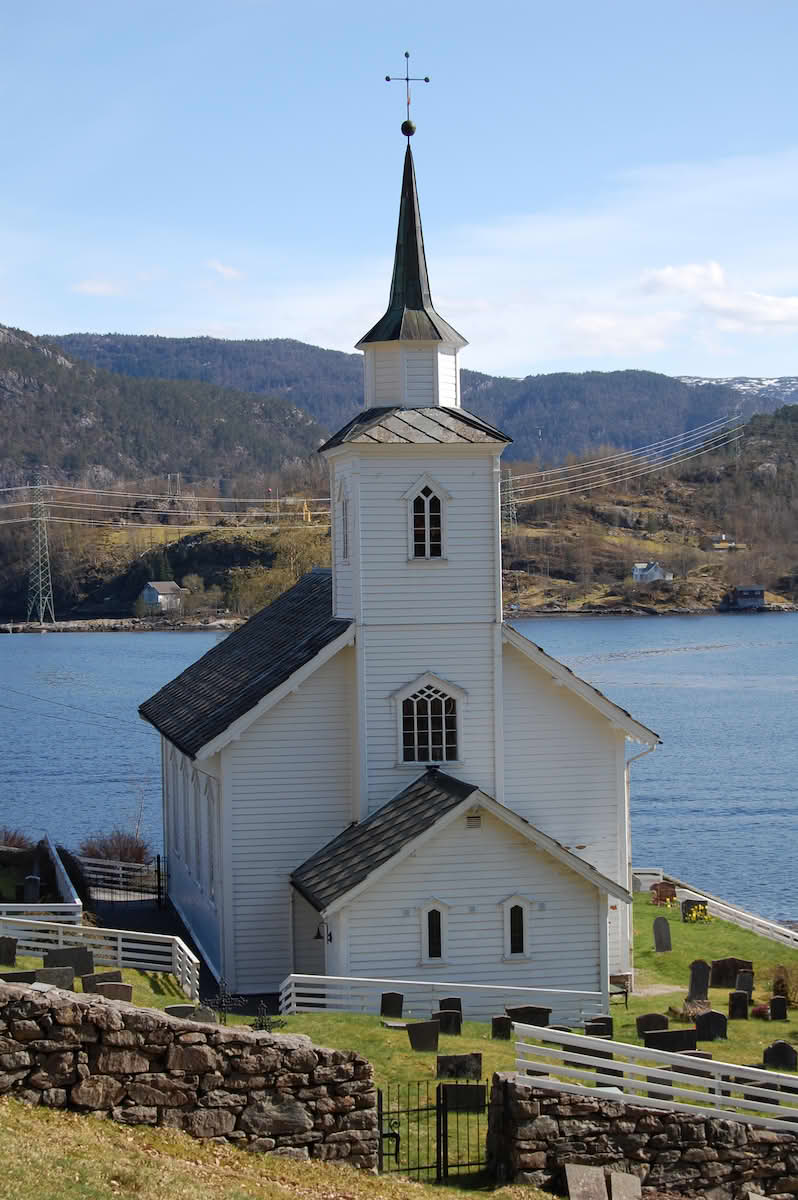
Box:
[3,0,798,379]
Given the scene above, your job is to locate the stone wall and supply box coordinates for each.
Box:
[487,1072,798,1197]
[0,983,377,1167]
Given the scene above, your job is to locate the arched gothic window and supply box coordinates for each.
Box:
[402,476,451,561]
[500,895,532,959]
[402,683,457,763]
[420,900,449,964]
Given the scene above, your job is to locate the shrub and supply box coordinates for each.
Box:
[0,827,34,850]
[79,829,152,863]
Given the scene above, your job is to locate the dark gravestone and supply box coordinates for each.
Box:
[644,1028,697,1052]
[636,1013,668,1037]
[688,959,711,1005]
[681,898,705,922]
[695,1010,727,1041]
[432,1009,462,1036]
[710,957,753,988]
[23,874,41,903]
[436,1052,481,1079]
[491,1015,512,1039]
[591,1048,623,1079]
[729,990,749,1019]
[773,967,789,998]
[736,970,755,1001]
[81,970,123,993]
[0,937,16,966]
[165,1003,200,1018]
[34,967,75,990]
[440,996,462,1015]
[505,1004,551,1026]
[770,996,788,1021]
[585,1016,613,1038]
[95,982,133,1002]
[764,1041,798,1071]
[565,1163,609,1200]
[653,916,671,953]
[380,991,403,1018]
[439,1082,486,1112]
[0,970,37,984]
[407,1020,439,1052]
[44,947,95,978]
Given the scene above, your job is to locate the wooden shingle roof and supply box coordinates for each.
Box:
[139,569,351,759]
[320,405,510,452]
[291,768,480,911]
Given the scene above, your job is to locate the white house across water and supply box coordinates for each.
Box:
[140,132,659,1000]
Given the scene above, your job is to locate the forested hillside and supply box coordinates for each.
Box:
[0,326,324,488]
[47,332,759,463]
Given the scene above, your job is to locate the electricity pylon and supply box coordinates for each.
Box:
[26,474,56,623]
[501,469,518,533]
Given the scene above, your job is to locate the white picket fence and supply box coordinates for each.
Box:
[279,973,606,1024]
[515,1024,798,1133]
[0,915,200,1001]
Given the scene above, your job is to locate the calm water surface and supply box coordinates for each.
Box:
[0,614,796,921]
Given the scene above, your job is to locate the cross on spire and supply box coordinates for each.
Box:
[385,51,429,138]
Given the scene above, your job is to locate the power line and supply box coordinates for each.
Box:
[0,684,153,729]
[26,473,55,624]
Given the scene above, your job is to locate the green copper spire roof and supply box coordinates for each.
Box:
[356,145,467,349]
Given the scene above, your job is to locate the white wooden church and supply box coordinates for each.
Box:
[140,133,658,1000]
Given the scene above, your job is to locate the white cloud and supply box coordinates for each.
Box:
[642,261,726,294]
[207,259,242,280]
[640,258,798,333]
[72,278,120,296]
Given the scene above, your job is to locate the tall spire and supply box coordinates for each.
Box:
[356,144,467,349]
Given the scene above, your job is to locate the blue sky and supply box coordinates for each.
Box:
[3,0,798,378]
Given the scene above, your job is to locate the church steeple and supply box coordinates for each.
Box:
[356,145,467,350]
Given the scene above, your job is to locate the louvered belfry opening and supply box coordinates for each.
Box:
[402,683,457,762]
[412,486,442,557]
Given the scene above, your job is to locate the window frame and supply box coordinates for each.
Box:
[500,894,532,961]
[419,898,449,965]
[336,479,350,565]
[401,475,452,562]
[391,672,467,768]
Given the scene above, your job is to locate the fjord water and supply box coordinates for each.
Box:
[0,613,796,921]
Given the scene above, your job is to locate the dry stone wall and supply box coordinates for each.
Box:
[0,983,377,1167]
[487,1072,798,1198]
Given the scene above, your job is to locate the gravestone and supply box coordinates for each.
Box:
[609,1172,642,1200]
[710,957,753,988]
[432,1009,462,1035]
[440,996,462,1015]
[95,981,134,1002]
[653,916,671,953]
[44,947,95,978]
[164,1003,217,1023]
[380,991,403,1018]
[770,996,788,1021]
[0,937,16,966]
[439,1082,486,1111]
[764,1041,798,1071]
[549,1024,572,1032]
[505,1004,551,1026]
[773,967,789,998]
[681,898,705,922]
[0,970,37,984]
[644,1028,697,1052]
[491,1015,512,1039]
[165,1003,196,1017]
[381,1019,407,1030]
[407,1020,439,1052]
[729,991,749,1019]
[565,1162,608,1200]
[636,1013,668,1037]
[585,1016,613,1038]
[23,874,40,903]
[34,966,75,990]
[650,880,677,905]
[695,1010,727,1041]
[436,1052,481,1079]
[736,970,755,1001]
[591,1048,623,1079]
[81,970,123,993]
[688,959,711,1004]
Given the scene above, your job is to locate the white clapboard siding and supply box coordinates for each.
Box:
[292,890,325,975]
[363,622,497,809]
[226,647,355,991]
[371,347,401,406]
[357,453,499,625]
[342,809,601,993]
[403,347,436,405]
[502,641,627,971]
[436,347,459,407]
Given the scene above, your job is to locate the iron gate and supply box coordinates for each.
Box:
[377,1079,490,1181]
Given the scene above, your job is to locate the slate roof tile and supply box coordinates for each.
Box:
[319,405,510,452]
[139,569,351,759]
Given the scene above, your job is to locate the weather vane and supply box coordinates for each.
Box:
[385,51,429,138]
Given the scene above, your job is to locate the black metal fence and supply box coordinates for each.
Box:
[377,1078,490,1181]
[77,854,168,906]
